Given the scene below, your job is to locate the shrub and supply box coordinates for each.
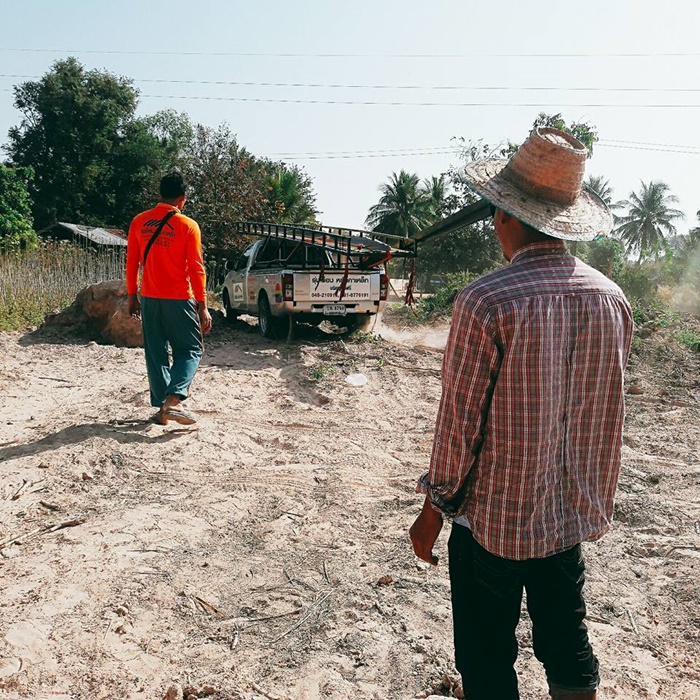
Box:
[415,271,475,322]
[0,242,125,331]
[616,264,659,305]
[675,328,700,352]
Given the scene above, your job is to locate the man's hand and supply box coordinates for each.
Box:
[198,302,212,335]
[409,496,443,565]
[127,294,141,321]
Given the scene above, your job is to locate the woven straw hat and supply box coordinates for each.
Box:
[463,126,612,241]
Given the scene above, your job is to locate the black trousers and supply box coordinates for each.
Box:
[448,524,599,699]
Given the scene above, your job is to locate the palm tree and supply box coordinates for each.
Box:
[267,164,318,224]
[585,175,615,207]
[422,174,457,220]
[365,170,432,239]
[615,180,684,262]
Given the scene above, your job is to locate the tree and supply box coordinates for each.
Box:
[181,123,280,257]
[584,175,617,208]
[264,163,318,224]
[615,181,684,261]
[0,164,36,250]
[6,58,139,228]
[422,174,459,220]
[664,211,700,285]
[532,112,598,156]
[109,111,195,228]
[365,170,433,238]
[583,236,626,280]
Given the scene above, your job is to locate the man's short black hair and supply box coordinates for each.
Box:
[160,173,187,200]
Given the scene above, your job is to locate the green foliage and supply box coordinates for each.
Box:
[109,110,194,226]
[615,181,684,261]
[616,264,659,304]
[7,58,145,229]
[365,170,435,238]
[180,123,269,258]
[418,223,502,281]
[415,271,476,321]
[532,112,599,156]
[664,214,700,285]
[675,328,700,352]
[309,363,333,381]
[0,242,125,330]
[2,61,316,263]
[180,124,318,262]
[0,164,36,250]
[264,163,318,224]
[583,237,626,279]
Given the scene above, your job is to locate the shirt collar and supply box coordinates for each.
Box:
[510,241,568,264]
[156,202,181,213]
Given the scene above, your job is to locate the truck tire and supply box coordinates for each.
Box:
[222,289,239,323]
[345,314,376,334]
[258,294,286,339]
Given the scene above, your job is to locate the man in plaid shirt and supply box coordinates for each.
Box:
[410,127,633,700]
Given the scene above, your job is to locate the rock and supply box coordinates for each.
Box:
[115,605,129,617]
[202,687,216,696]
[81,472,93,481]
[43,279,144,348]
[164,685,182,700]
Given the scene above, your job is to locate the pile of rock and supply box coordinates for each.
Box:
[43,279,143,348]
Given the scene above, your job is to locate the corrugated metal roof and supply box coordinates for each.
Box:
[57,222,127,247]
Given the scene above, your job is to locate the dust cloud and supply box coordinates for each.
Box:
[374,318,450,350]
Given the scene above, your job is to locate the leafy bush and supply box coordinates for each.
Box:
[415,271,475,321]
[616,264,659,304]
[675,329,700,352]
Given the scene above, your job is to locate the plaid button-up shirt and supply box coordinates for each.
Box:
[419,242,633,560]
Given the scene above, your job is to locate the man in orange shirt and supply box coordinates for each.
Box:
[126,173,212,425]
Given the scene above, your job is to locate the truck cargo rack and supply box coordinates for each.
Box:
[234,221,417,262]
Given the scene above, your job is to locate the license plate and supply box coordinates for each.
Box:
[323,304,347,316]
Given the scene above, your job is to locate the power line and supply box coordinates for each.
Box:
[264,149,459,160]
[5,85,700,109]
[600,138,700,151]
[598,141,700,155]
[1,47,700,58]
[3,73,700,93]
[263,141,700,160]
[135,94,700,108]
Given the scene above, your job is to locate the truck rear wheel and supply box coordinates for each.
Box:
[258,294,286,339]
[345,314,376,334]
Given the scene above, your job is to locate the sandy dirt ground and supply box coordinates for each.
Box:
[0,312,699,700]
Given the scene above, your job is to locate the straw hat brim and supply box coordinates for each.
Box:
[464,159,613,241]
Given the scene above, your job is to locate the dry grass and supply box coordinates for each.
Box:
[0,242,126,331]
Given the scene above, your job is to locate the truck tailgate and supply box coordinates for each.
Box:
[294,273,377,302]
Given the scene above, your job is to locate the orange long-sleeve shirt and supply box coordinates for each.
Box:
[126,203,207,302]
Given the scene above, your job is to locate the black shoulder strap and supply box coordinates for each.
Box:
[143,209,178,266]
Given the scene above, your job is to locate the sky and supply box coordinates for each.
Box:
[1,0,699,233]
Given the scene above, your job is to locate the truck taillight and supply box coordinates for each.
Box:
[380,273,388,301]
[282,273,294,301]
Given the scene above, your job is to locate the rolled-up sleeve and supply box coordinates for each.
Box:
[418,287,500,515]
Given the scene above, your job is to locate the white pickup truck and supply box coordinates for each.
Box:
[221,233,391,338]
